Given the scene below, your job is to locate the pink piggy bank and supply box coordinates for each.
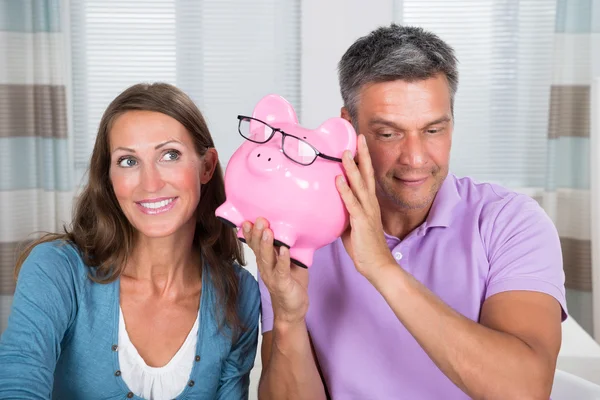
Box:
[215,94,357,268]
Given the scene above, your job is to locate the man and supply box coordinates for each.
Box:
[242,24,566,399]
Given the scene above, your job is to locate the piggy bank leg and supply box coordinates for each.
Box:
[237,229,247,243]
[289,248,314,269]
[215,201,245,229]
[269,221,298,250]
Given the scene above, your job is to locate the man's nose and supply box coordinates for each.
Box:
[399,134,426,168]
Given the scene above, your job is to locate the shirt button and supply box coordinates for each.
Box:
[115,370,121,377]
[195,355,201,362]
[127,392,134,398]
[394,252,403,261]
[188,380,195,387]
[112,344,118,352]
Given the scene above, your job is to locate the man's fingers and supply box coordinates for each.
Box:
[336,174,364,217]
[274,246,292,278]
[241,221,252,244]
[342,149,370,207]
[356,135,377,196]
[290,261,310,288]
[250,217,267,248]
[242,218,277,279]
[258,228,278,274]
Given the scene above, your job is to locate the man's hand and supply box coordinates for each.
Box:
[244,219,326,400]
[335,134,396,280]
[242,218,309,325]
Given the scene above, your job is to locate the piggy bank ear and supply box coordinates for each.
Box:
[252,94,298,125]
[317,118,358,159]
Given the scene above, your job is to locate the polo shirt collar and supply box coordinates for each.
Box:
[422,172,461,230]
[382,173,461,244]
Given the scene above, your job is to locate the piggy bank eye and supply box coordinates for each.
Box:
[239,118,273,143]
[283,136,317,165]
[262,125,271,141]
[252,124,270,141]
[298,140,314,158]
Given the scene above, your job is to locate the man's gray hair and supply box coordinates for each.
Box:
[338,24,459,123]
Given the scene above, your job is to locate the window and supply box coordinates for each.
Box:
[398,0,557,189]
[70,0,301,185]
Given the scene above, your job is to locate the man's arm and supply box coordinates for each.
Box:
[370,265,561,399]
[241,219,326,400]
[335,134,565,400]
[258,325,326,400]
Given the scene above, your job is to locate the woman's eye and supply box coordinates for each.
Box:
[162,150,181,161]
[117,157,137,168]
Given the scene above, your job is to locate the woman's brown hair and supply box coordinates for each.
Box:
[15,82,246,336]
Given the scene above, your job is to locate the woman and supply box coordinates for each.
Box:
[0,83,260,400]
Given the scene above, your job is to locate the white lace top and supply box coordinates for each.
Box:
[118,307,199,400]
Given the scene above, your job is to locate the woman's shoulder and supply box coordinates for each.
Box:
[21,239,89,283]
[27,239,85,264]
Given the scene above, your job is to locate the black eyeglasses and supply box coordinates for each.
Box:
[237,115,343,166]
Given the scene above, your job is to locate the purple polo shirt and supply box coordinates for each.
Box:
[258,173,567,399]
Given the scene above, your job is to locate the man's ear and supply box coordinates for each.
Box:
[200,148,218,184]
[340,107,352,125]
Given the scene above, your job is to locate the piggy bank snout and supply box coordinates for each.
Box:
[247,146,284,174]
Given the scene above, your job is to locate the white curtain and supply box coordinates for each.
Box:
[70,0,300,185]
[0,0,74,333]
[397,0,556,188]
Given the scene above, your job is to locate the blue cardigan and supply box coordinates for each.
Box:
[0,241,261,400]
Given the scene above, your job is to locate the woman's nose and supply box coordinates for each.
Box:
[140,164,165,193]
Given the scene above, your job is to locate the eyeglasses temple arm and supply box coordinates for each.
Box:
[318,153,344,163]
